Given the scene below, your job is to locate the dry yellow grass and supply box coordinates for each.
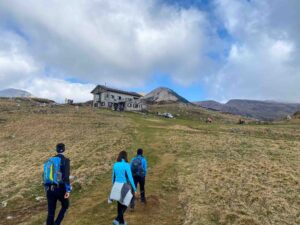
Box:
[0,100,134,223]
[0,98,299,225]
[173,130,300,225]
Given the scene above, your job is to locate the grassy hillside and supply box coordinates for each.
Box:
[148,103,243,123]
[293,111,300,119]
[0,99,299,225]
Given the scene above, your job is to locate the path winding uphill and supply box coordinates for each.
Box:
[1,100,300,225]
[14,108,183,225]
[61,121,184,225]
[62,154,182,225]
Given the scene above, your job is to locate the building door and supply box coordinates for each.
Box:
[113,103,118,111]
[119,102,125,111]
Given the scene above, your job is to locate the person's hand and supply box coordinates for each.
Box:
[64,192,70,199]
[134,192,139,198]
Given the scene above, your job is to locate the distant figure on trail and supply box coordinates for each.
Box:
[110,151,137,225]
[238,119,246,124]
[43,143,72,225]
[206,117,213,123]
[130,148,148,209]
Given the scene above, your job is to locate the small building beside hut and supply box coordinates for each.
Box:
[91,85,147,111]
[65,98,74,105]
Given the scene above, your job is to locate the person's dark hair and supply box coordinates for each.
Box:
[137,148,143,155]
[56,143,65,153]
[117,151,128,162]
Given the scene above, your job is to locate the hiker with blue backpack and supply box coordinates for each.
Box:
[109,150,138,225]
[43,143,72,225]
[130,148,147,209]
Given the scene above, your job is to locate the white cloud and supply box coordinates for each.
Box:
[24,78,94,103]
[206,0,300,102]
[0,31,36,85]
[269,40,294,62]
[0,30,94,102]
[0,0,300,102]
[0,0,213,89]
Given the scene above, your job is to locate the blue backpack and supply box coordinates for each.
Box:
[43,156,62,185]
[131,157,145,177]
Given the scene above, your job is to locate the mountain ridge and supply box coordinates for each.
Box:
[142,87,190,104]
[194,99,300,121]
[0,88,33,98]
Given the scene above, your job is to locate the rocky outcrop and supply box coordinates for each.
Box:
[142,87,189,104]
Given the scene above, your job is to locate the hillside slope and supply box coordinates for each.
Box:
[195,99,300,121]
[1,98,299,225]
[0,88,32,98]
[293,111,300,119]
[148,103,242,123]
[142,87,189,104]
[194,100,223,111]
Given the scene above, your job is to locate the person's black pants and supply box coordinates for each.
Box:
[130,176,146,208]
[46,186,69,225]
[116,202,127,224]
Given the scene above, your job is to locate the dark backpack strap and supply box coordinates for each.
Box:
[55,154,70,184]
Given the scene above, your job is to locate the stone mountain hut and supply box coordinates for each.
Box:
[91,85,147,111]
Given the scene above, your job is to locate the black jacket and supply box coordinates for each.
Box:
[56,154,71,192]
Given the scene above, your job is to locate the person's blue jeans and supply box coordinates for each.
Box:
[46,186,69,225]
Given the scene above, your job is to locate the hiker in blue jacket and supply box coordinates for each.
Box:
[130,148,147,209]
[44,143,72,225]
[112,151,137,225]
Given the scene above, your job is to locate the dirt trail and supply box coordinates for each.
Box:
[9,114,184,225]
[60,153,183,225]
[125,154,183,225]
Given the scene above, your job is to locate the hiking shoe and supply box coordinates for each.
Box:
[113,220,120,225]
[120,222,127,225]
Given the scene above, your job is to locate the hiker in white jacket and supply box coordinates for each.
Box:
[110,151,137,225]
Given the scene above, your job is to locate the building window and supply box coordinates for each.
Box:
[127,103,132,107]
[111,95,115,99]
[119,96,121,100]
[108,102,112,107]
[101,102,105,106]
[134,104,138,108]
[106,94,109,98]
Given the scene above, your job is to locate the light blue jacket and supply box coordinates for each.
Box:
[130,155,147,177]
[112,159,136,192]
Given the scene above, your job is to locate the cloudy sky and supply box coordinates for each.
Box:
[0,0,299,102]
